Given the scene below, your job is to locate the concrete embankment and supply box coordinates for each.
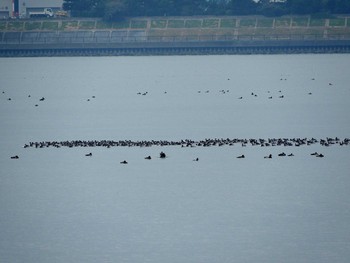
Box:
[0,41,350,57]
[1,38,350,56]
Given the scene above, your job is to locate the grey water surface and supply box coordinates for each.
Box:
[1,55,350,263]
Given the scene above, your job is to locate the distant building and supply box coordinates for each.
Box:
[0,0,12,18]
[0,0,64,18]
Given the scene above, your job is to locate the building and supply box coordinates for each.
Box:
[0,0,64,18]
[0,0,12,18]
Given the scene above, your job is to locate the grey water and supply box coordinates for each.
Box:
[1,55,350,263]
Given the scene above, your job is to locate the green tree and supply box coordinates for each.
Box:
[226,0,257,15]
[63,0,105,17]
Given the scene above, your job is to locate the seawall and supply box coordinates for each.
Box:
[1,16,350,56]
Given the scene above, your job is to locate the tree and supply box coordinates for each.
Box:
[63,0,105,17]
[226,0,257,15]
[103,0,128,20]
[257,0,287,16]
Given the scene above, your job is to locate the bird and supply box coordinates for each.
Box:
[145,156,151,160]
[264,154,272,159]
[160,152,166,158]
[236,155,245,159]
[316,153,324,158]
[278,152,286,156]
[85,153,92,157]
[39,97,45,101]
[10,155,19,159]
[120,160,128,164]
[288,153,294,157]
[193,158,199,161]
[310,152,318,156]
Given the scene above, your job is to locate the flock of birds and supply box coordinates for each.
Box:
[3,75,344,163]
[22,137,349,149]
[11,149,328,163]
[2,76,335,107]
[8,136,346,162]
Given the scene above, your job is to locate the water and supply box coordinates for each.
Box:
[1,55,350,263]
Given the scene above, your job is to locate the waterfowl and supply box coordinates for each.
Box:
[238,97,243,99]
[85,153,92,157]
[10,155,19,159]
[288,153,294,156]
[160,152,166,158]
[237,155,245,159]
[193,158,199,161]
[316,153,324,158]
[145,156,151,160]
[120,160,128,164]
[278,152,286,156]
[264,154,272,159]
[39,97,45,101]
[310,152,318,156]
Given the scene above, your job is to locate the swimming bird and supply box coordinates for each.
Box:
[10,155,19,159]
[316,153,324,158]
[145,156,151,160]
[237,155,245,159]
[120,160,128,164]
[264,154,272,159]
[193,158,199,161]
[85,153,92,157]
[310,152,318,156]
[39,97,45,101]
[288,153,294,156]
[160,152,166,158]
[278,152,286,156]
